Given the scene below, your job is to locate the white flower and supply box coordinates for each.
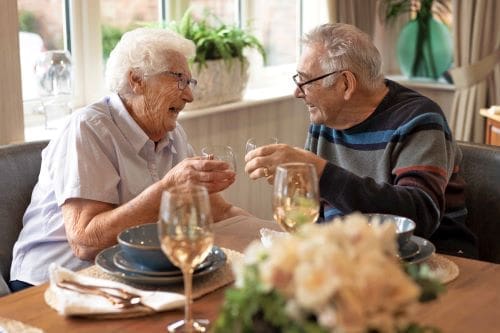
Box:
[242,213,422,333]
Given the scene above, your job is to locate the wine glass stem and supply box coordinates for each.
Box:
[182,267,195,329]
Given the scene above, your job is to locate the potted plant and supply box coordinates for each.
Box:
[170,10,266,109]
[379,0,453,80]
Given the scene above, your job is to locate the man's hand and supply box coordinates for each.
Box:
[244,144,327,184]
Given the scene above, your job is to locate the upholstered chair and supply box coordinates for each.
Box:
[458,141,500,263]
[0,140,48,295]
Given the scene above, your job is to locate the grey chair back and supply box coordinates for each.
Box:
[458,141,500,263]
[0,140,48,282]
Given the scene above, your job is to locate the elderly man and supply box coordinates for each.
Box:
[245,23,477,258]
[10,28,248,291]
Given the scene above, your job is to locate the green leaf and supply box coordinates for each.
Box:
[167,8,266,67]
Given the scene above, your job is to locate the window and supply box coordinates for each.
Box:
[101,0,159,60]
[17,0,327,140]
[18,0,68,131]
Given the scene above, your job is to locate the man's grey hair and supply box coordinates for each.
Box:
[302,23,384,90]
[105,27,196,93]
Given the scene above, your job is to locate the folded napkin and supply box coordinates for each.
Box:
[45,263,185,317]
[260,228,288,248]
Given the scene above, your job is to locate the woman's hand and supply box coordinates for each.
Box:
[162,156,236,193]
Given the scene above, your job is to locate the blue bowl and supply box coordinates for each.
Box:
[117,223,177,271]
[366,214,416,248]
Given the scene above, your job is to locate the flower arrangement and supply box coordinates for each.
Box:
[214,213,443,333]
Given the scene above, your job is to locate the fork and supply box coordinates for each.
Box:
[56,279,147,309]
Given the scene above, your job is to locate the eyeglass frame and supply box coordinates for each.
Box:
[292,70,343,94]
[144,70,197,91]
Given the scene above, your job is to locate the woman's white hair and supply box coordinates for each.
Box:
[105,27,196,93]
[302,23,384,90]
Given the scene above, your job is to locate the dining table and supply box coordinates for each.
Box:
[0,215,499,333]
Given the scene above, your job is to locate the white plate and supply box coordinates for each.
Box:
[96,245,226,286]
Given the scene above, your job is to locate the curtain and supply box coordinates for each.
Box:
[326,0,378,38]
[449,0,500,143]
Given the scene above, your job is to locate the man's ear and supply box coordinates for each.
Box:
[127,69,145,94]
[342,71,357,100]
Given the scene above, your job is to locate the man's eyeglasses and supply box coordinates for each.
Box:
[146,70,197,90]
[292,70,342,94]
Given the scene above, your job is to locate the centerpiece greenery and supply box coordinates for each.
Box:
[379,0,453,80]
[214,214,444,333]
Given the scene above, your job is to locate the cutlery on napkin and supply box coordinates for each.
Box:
[46,263,185,316]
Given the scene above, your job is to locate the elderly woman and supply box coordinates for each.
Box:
[9,28,248,291]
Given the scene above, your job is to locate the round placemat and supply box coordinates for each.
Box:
[0,317,44,333]
[425,254,460,284]
[44,248,242,319]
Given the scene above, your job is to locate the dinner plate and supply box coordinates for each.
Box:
[96,245,226,285]
[398,239,420,260]
[113,250,212,277]
[404,236,435,264]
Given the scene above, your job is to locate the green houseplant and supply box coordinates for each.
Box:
[380,0,453,80]
[169,9,266,109]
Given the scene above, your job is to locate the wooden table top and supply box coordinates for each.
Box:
[0,215,499,332]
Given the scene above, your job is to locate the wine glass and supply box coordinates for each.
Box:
[272,163,320,233]
[245,137,278,155]
[201,145,237,172]
[158,185,214,332]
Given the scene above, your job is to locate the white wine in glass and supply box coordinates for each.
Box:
[159,185,214,332]
[273,163,320,233]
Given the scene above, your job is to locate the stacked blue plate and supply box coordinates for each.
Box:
[95,245,226,286]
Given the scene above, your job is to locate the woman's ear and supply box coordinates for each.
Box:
[127,69,145,94]
[342,71,357,101]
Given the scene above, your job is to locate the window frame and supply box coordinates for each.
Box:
[18,0,327,141]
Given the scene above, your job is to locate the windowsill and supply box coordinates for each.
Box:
[387,75,455,91]
[24,84,296,142]
[23,73,455,142]
[179,84,295,120]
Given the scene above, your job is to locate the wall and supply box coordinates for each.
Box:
[179,96,309,220]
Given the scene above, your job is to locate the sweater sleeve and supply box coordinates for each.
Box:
[319,162,441,238]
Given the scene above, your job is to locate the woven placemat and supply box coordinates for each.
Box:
[0,317,44,333]
[45,248,243,319]
[424,254,460,284]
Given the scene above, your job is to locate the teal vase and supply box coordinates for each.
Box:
[396,17,453,80]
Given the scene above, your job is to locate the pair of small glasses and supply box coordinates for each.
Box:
[146,70,197,90]
[292,70,343,94]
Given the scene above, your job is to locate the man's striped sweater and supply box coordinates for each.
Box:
[305,79,477,258]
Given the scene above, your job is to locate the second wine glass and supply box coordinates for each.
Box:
[272,163,320,233]
[158,185,214,332]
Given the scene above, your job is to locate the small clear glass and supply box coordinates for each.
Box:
[245,137,279,155]
[201,145,237,172]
